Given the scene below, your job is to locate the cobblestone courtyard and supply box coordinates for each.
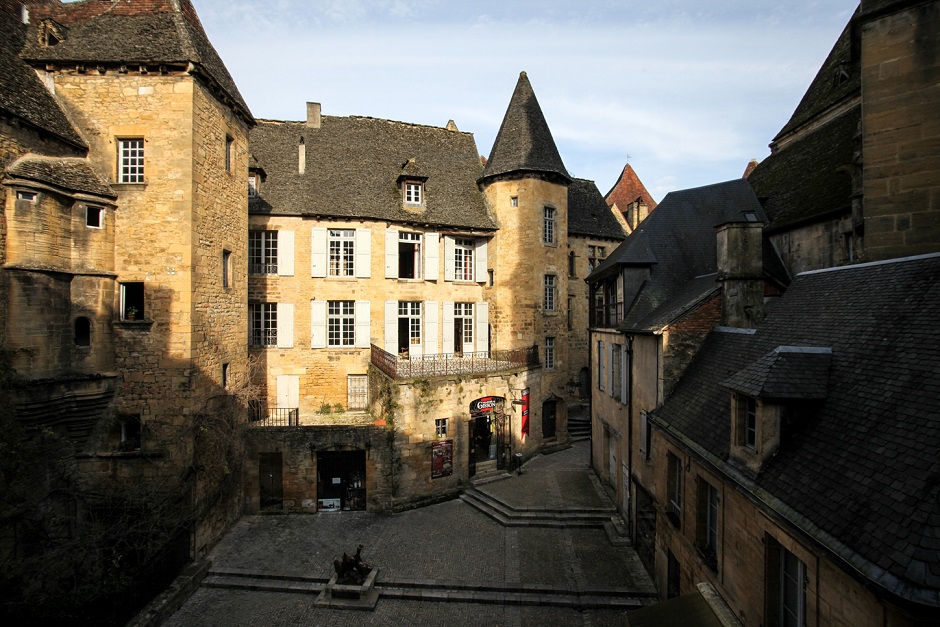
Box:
[165,441,656,626]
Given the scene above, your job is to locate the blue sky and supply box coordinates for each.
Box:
[194,0,860,199]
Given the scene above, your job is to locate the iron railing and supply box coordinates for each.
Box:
[249,406,299,426]
[249,329,278,348]
[371,344,540,380]
[590,301,623,328]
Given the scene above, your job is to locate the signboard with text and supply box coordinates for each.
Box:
[431,439,453,479]
[521,388,530,437]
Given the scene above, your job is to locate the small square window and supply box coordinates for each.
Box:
[510,196,518,207]
[121,282,145,320]
[86,206,103,228]
[118,138,144,183]
[121,414,141,452]
[248,174,257,197]
[225,135,233,172]
[16,190,37,202]
[435,418,448,437]
[404,182,423,205]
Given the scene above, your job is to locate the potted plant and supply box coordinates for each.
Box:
[125,306,138,321]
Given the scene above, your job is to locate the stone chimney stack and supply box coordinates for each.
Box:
[716,221,764,328]
[306,102,321,128]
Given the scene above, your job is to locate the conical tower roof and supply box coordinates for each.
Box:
[480,71,571,184]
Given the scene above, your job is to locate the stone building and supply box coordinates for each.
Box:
[605,162,658,234]
[242,72,625,513]
[1,0,253,616]
[590,1,940,624]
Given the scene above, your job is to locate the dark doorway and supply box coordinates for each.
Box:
[542,400,557,438]
[316,450,366,511]
[259,452,283,510]
[398,318,410,355]
[667,549,680,599]
[579,367,589,399]
[635,484,657,577]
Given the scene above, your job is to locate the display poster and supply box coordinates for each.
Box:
[521,388,530,437]
[431,439,453,479]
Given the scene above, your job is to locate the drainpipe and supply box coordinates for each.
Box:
[625,334,634,534]
[588,327,593,469]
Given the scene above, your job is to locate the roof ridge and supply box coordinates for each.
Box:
[797,252,940,276]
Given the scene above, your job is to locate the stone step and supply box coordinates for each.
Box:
[460,489,615,529]
[203,572,654,610]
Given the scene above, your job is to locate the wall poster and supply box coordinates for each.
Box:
[431,439,453,479]
[521,388,530,437]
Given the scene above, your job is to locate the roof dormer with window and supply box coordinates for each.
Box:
[724,346,831,474]
[397,158,428,210]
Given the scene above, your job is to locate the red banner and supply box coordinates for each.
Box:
[521,388,530,438]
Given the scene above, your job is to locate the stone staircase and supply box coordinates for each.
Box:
[460,487,631,546]
[567,405,592,441]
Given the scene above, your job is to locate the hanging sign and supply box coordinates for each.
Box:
[521,388,530,437]
[469,396,505,414]
[431,439,453,478]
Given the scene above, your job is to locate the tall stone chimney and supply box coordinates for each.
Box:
[306,102,321,128]
[716,221,764,328]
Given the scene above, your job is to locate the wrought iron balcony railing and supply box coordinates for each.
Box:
[590,301,624,328]
[370,344,540,380]
[249,406,299,426]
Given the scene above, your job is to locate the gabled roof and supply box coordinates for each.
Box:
[249,116,496,231]
[723,346,832,399]
[20,0,252,124]
[479,72,570,184]
[568,178,626,241]
[773,11,860,142]
[0,8,85,150]
[587,178,786,330]
[6,154,115,199]
[653,253,940,606]
[605,163,658,212]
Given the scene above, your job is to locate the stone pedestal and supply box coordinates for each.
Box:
[314,568,379,611]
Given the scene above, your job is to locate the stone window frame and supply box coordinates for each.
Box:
[15,190,38,203]
[120,281,145,321]
[117,137,145,183]
[696,477,719,571]
[545,336,555,370]
[222,249,232,288]
[666,451,682,528]
[544,274,557,312]
[248,174,258,197]
[225,134,234,172]
[86,205,104,229]
[435,418,448,438]
[543,206,556,245]
[736,392,758,450]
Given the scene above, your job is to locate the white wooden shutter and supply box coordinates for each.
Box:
[442,302,455,355]
[355,229,371,278]
[310,300,327,348]
[424,232,439,281]
[277,230,295,276]
[384,300,397,353]
[443,236,455,282]
[355,300,370,349]
[474,238,488,283]
[385,229,399,278]
[277,302,294,348]
[311,228,327,277]
[475,302,489,355]
[424,301,438,356]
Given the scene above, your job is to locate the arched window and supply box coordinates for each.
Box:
[75,317,91,346]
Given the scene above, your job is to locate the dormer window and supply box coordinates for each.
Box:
[248,174,258,197]
[737,393,757,450]
[404,182,423,206]
[16,190,37,202]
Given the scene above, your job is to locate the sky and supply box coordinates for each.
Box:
[192,0,860,200]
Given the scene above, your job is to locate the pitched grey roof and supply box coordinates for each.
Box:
[20,0,252,123]
[773,12,860,141]
[568,178,626,240]
[587,178,787,330]
[723,346,832,399]
[0,9,85,150]
[632,274,720,333]
[249,116,496,230]
[653,253,940,605]
[6,154,115,199]
[479,72,571,184]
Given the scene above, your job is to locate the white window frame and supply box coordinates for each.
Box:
[435,418,448,437]
[705,483,719,557]
[328,300,356,347]
[249,231,278,275]
[545,337,555,370]
[86,206,104,228]
[118,138,144,183]
[544,275,557,311]
[401,301,422,346]
[399,231,422,279]
[250,303,277,347]
[779,546,807,627]
[454,238,474,282]
[543,206,556,244]
[404,181,423,205]
[329,228,356,277]
[248,174,257,197]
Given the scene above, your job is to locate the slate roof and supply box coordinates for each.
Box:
[567,178,626,240]
[723,346,832,399]
[653,253,940,605]
[6,154,115,198]
[773,12,860,141]
[605,163,658,212]
[748,105,859,232]
[479,72,571,184]
[20,0,252,123]
[0,8,85,149]
[249,116,496,231]
[587,178,788,331]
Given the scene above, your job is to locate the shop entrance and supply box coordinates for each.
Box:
[316,450,366,512]
[468,396,509,477]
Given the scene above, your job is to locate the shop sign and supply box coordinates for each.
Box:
[469,396,505,414]
[521,388,530,437]
[431,439,453,478]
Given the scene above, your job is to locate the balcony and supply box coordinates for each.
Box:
[590,301,623,328]
[371,344,540,380]
[249,406,299,426]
